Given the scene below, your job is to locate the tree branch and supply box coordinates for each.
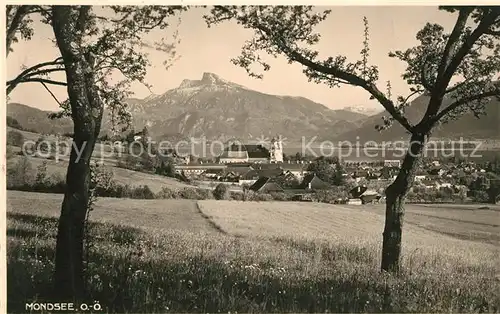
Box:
[439,11,500,95]
[13,77,67,86]
[283,48,414,133]
[423,9,500,125]
[433,88,500,123]
[6,5,32,55]
[435,8,472,84]
[40,81,63,106]
[6,58,64,95]
[420,56,434,91]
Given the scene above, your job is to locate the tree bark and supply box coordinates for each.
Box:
[381,132,427,273]
[51,6,103,300]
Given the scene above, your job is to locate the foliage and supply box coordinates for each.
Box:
[205,5,500,272]
[35,161,48,186]
[6,116,23,130]
[213,183,230,200]
[7,157,35,188]
[307,158,346,186]
[7,130,24,147]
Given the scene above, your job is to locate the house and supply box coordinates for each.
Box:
[225,165,254,177]
[349,185,368,198]
[359,190,382,204]
[220,171,241,182]
[280,162,308,180]
[414,170,428,181]
[239,168,284,186]
[175,163,226,175]
[384,159,401,167]
[202,168,224,179]
[249,177,284,193]
[298,173,331,190]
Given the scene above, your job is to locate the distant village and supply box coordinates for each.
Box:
[152,134,500,205]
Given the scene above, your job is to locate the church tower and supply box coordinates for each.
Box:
[270,136,283,163]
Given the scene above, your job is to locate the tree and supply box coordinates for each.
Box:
[306,157,345,186]
[7,5,184,300]
[205,6,500,272]
[213,183,230,200]
[7,130,24,147]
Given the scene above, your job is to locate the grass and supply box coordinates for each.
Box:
[8,154,190,193]
[7,191,500,313]
[198,200,499,254]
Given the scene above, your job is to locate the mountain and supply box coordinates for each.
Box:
[7,103,73,134]
[335,93,500,143]
[342,106,382,117]
[120,72,367,142]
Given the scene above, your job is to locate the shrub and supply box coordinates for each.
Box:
[213,183,230,200]
[7,130,24,147]
[130,185,155,199]
[7,116,23,129]
[270,192,290,201]
[473,190,490,203]
[35,161,49,185]
[7,156,34,188]
[314,189,348,204]
[157,187,179,199]
[254,193,273,202]
[230,192,244,201]
[6,146,15,160]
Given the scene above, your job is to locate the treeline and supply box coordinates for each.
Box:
[6,157,350,203]
[7,116,37,133]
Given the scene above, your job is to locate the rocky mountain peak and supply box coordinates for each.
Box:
[178,72,233,89]
[201,72,224,84]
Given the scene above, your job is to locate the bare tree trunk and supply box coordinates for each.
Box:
[51,6,102,300]
[381,132,427,273]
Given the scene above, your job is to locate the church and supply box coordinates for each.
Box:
[218,137,283,164]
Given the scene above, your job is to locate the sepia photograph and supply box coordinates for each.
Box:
[3,3,500,313]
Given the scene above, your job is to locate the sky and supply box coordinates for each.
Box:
[6,6,458,112]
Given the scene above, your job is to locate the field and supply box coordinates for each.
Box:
[8,153,191,193]
[6,191,500,312]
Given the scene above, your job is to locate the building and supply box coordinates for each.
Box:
[218,143,249,164]
[218,137,283,164]
[280,162,308,180]
[384,159,401,167]
[270,137,284,163]
[239,168,284,186]
[249,177,284,193]
[175,163,226,175]
[298,173,330,190]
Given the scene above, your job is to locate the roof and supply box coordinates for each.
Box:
[203,169,224,174]
[249,177,284,193]
[349,186,368,198]
[220,150,248,159]
[280,163,307,171]
[242,168,284,180]
[299,174,330,190]
[176,163,226,169]
[225,166,253,176]
[253,163,281,170]
[245,145,270,159]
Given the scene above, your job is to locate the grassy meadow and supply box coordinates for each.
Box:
[7,191,500,313]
